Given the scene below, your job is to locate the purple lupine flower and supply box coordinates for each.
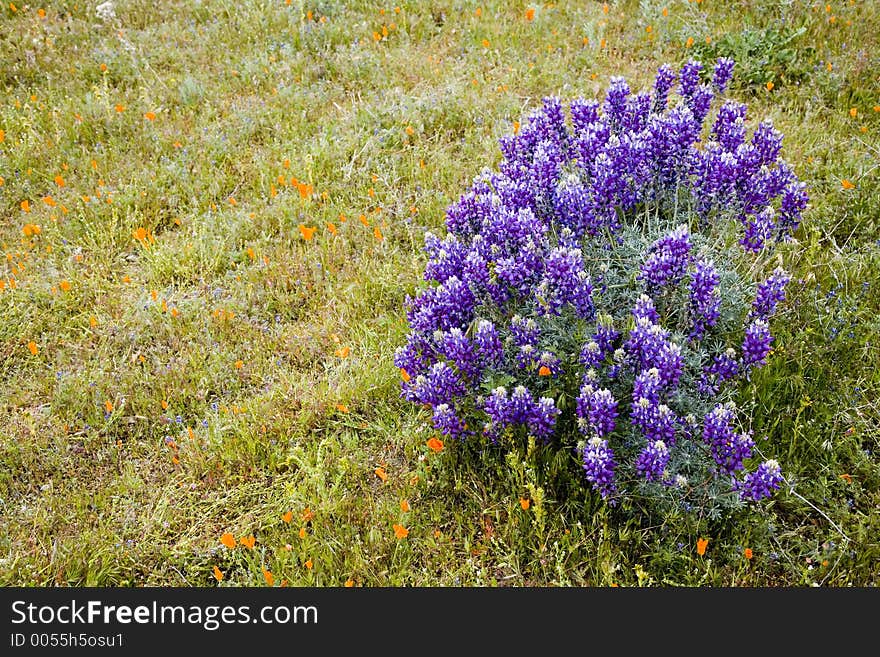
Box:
[483,386,511,437]
[632,294,660,323]
[577,386,618,437]
[652,63,677,113]
[740,207,776,253]
[703,404,753,474]
[712,100,748,153]
[393,333,434,380]
[736,459,784,501]
[510,315,540,346]
[516,343,537,369]
[594,319,620,355]
[689,84,715,126]
[474,319,504,367]
[531,139,564,205]
[582,436,617,501]
[529,396,561,440]
[741,318,773,369]
[438,328,480,380]
[632,395,677,445]
[603,76,631,128]
[624,92,652,133]
[423,232,467,284]
[404,361,466,406]
[406,275,475,332]
[700,347,740,395]
[777,179,808,237]
[433,403,468,439]
[554,176,594,238]
[635,440,670,482]
[751,267,791,319]
[538,246,593,317]
[570,98,600,133]
[509,385,535,425]
[712,57,735,93]
[751,120,783,167]
[654,342,683,390]
[625,318,670,371]
[639,224,692,289]
[679,59,704,99]
[579,340,603,368]
[689,258,721,339]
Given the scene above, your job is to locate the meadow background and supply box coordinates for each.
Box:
[1,0,878,587]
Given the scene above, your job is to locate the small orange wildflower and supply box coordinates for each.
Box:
[538,365,551,376]
[696,537,709,556]
[298,223,316,240]
[239,535,256,550]
[519,498,530,510]
[281,511,293,523]
[212,566,224,581]
[220,532,236,549]
[744,548,753,560]
[426,437,444,453]
[392,524,409,539]
[263,569,275,586]
[841,179,855,190]
[27,341,39,355]
[374,466,388,482]
[144,111,156,121]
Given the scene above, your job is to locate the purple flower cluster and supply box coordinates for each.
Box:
[482,385,560,441]
[397,59,800,510]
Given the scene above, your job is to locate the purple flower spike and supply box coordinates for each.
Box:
[737,459,784,501]
[582,436,618,501]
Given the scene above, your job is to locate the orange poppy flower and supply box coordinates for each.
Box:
[326,222,337,236]
[115,104,125,113]
[400,499,410,513]
[841,179,855,190]
[144,111,156,121]
[43,196,55,207]
[525,7,535,20]
[20,200,30,213]
[374,466,388,482]
[263,569,275,586]
[27,341,39,355]
[373,226,383,241]
[336,403,349,413]
[304,559,313,570]
[59,280,71,292]
[281,511,293,523]
[766,81,774,91]
[298,527,307,539]
[344,579,355,587]
[335,346,350,358]
[220,532,236,549]
[298,224,316,240]
[538,365,551,376]
[239,535,256,549]
[400,368,411,382]
[744,548,753,560]
[519,498,530,510]
[212,566,224,581]
[392,524,409,539]
[426,437,444,453]
[696,537,709,556]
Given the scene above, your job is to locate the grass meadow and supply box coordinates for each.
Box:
[1,0,878,587]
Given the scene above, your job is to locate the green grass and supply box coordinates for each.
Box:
[1,0,878,587]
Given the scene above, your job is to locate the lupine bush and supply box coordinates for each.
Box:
[395,59,807,515]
